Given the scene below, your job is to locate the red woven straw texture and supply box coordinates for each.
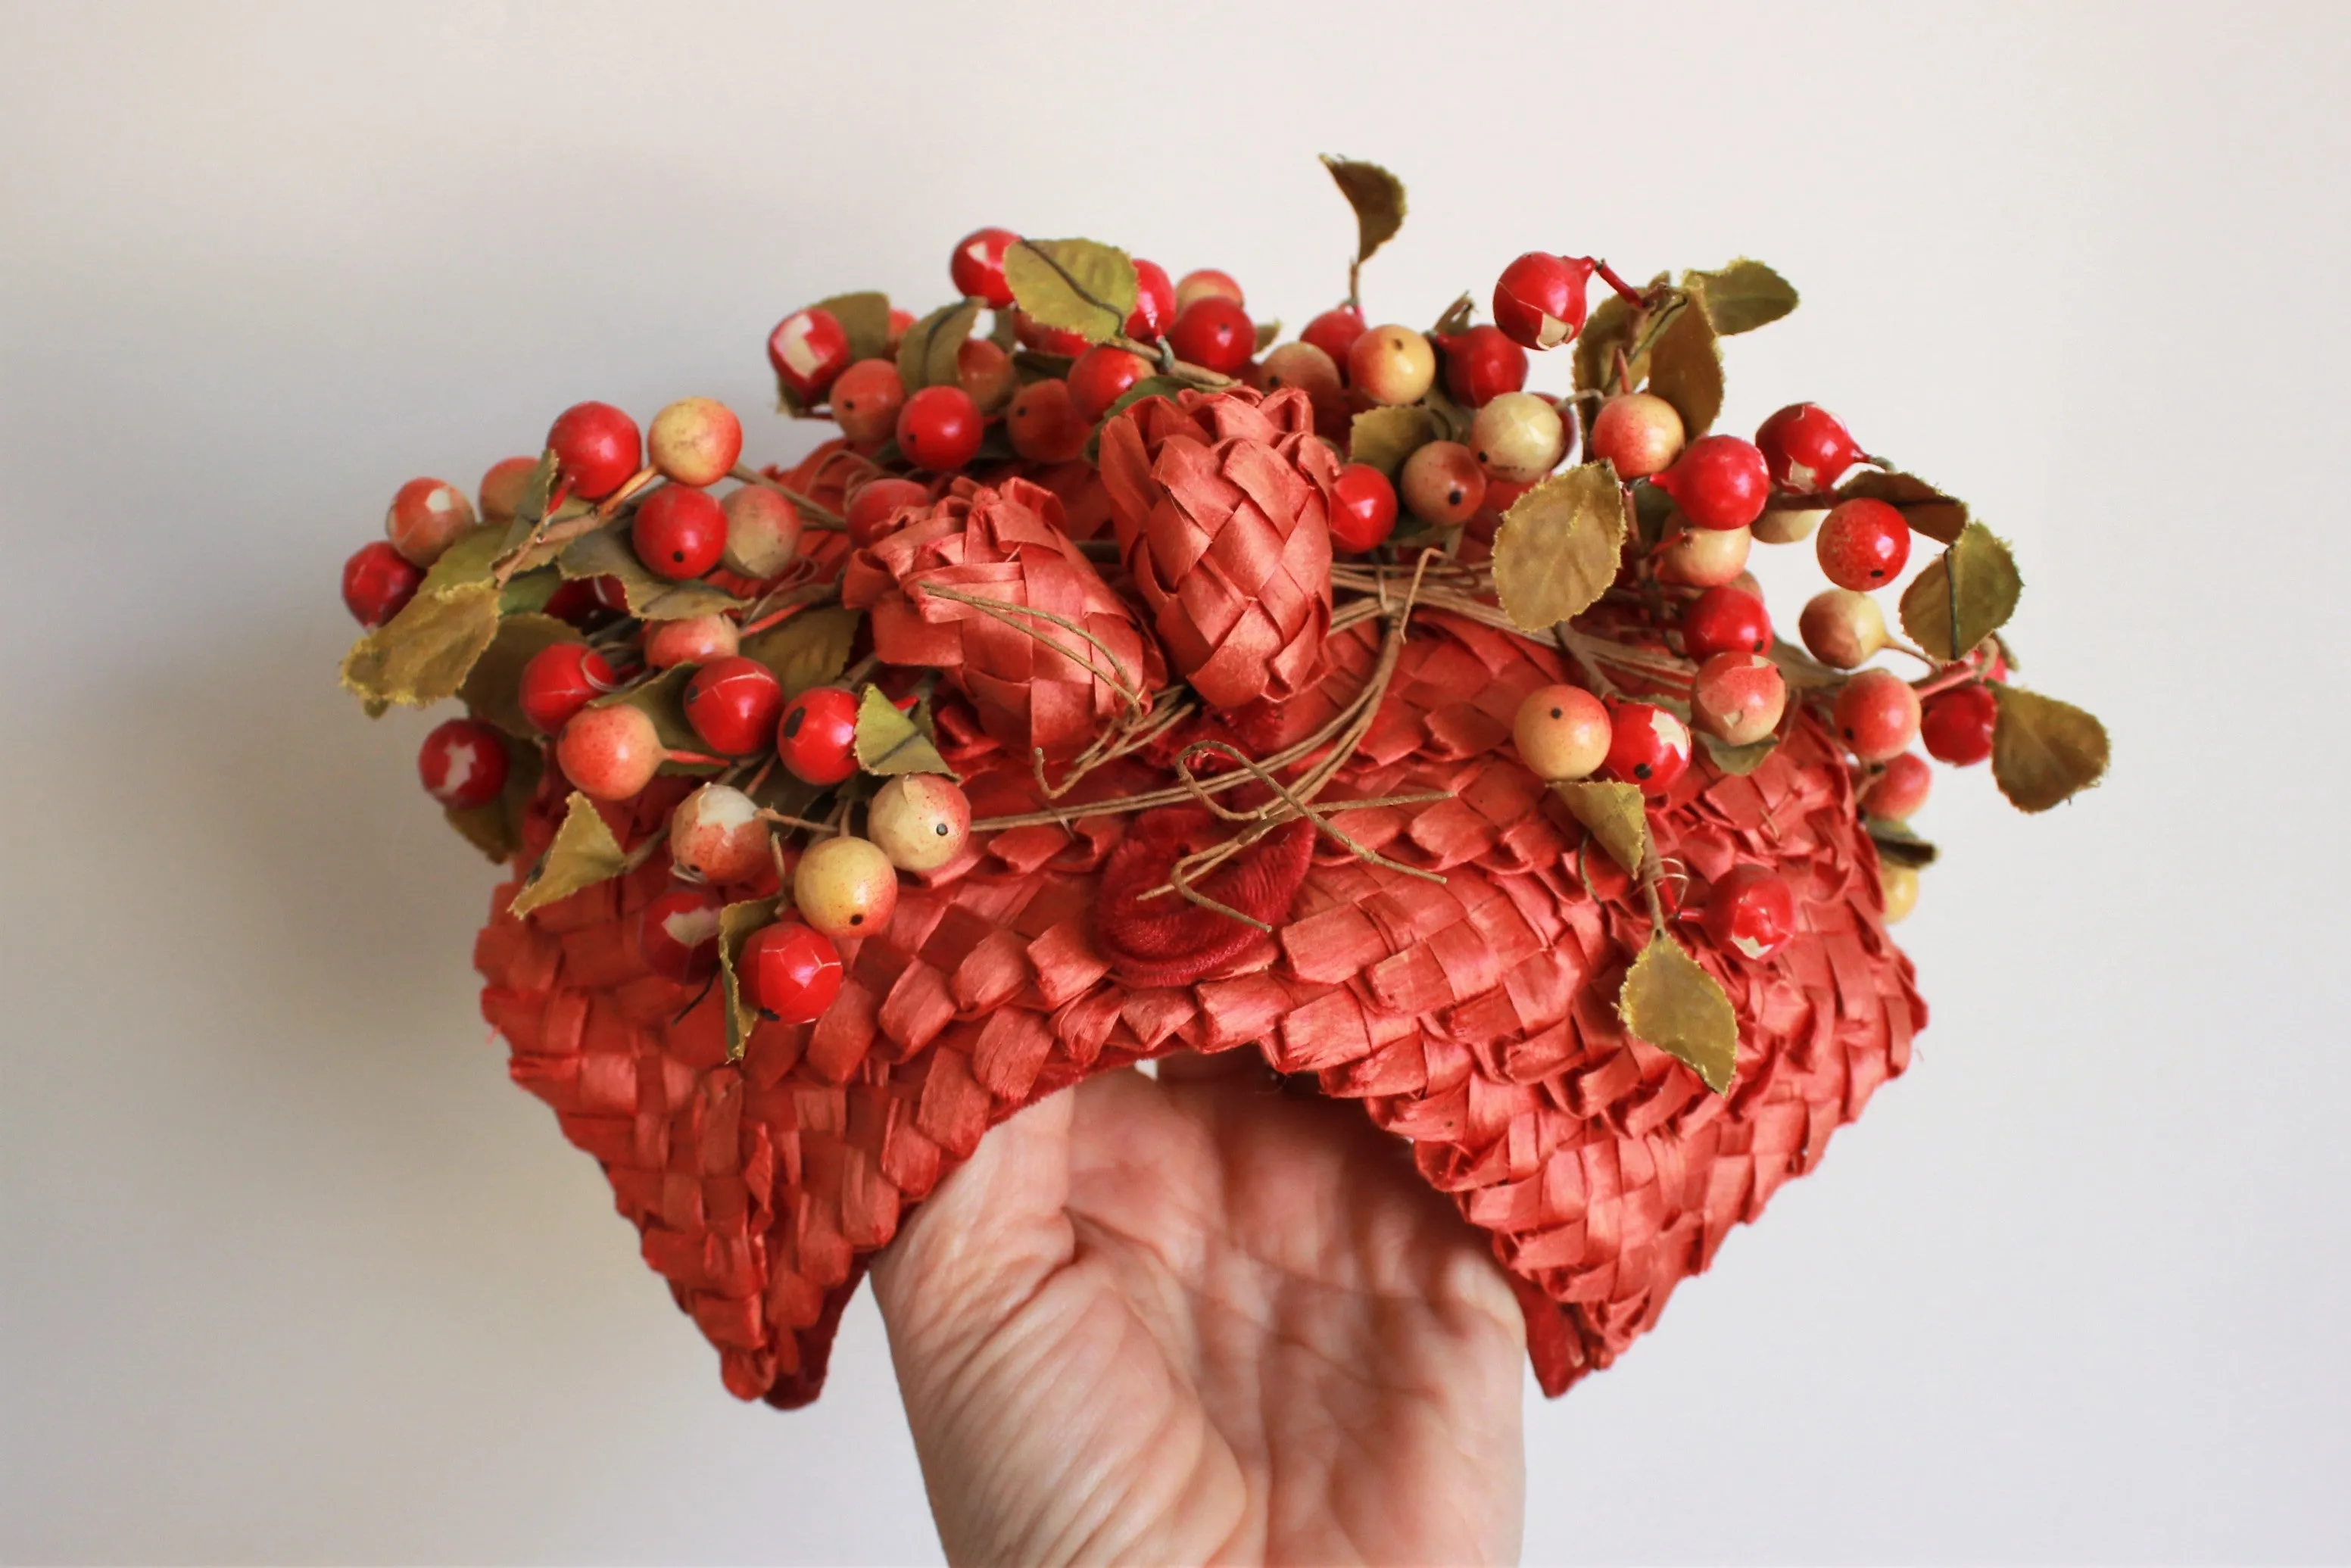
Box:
[843,475,1165,760]
[1098,387,1336,712]
[474,578,1925,1406]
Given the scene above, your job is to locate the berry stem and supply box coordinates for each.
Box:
[1117,333,1236,390]
[728,464,847,528]
[1588,258,1649,307]
[758,809,842,837]
[1910,665,1982,702]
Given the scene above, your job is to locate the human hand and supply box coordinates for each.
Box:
[870,1052,1527,1566]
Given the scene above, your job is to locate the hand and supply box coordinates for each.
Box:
[870,1052,1528,1566]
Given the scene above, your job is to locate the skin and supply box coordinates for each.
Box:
[871,1050,1527,1567]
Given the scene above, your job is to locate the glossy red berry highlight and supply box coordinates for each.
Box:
[1833,668,1924,763]
[1682,585,1773,660]
[341,541,422,628]
[741,921,843,1025]
[684,656,784,756]
[631,486,728,581]
[845,477,932,547]
[1492,252,1595,351]
[1861,753,1933,820]
[1328,463,1399,553]
[1755,403,1861,493]
[418,718,509,809]
[895,385,984,471]
[1167,297,1255,376]
[1068,344,1152,422]
[1439,324,1530,407]
[949,226,1021,307]
[1702,865,1798,961]
[776,686,859,785]
[1816,497,1913,589]
[1658,435,1770,530]
[1921,682,1998,765]
[1126,258,1177,341]
[546,401,642,501]
[637,884,725,984]
[1604,701,1692,794]
[768,307,852,404]
[519,641,619,734]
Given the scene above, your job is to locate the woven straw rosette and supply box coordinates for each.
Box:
[338,160,2107,1407]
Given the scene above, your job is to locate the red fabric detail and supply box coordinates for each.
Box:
[1092,806,1316,988]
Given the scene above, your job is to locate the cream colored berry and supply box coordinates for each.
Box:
[1345,325,1437,406]
[721,487,802,578]
[792,834,900,940]
[1469,393,1567,484]
[867,775,972,872]
[1657,524,1752,588]
[1798,588,1888,669]
[1751,505,1826,545]
[669,784,769,884]
[1879,862,1920,923]
[1511,684,1611,781]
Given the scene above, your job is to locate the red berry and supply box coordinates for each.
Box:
[1006,377,1089,464]
[1604,701,1692,794]
[478,455,538,523]
[1439,325,1530,407]
[1068,344,1152,422]
[543,575,622,630]
[956,338,1017,414]
[1587,393,1686,479]
[1328,463,1399,553]
[845,478,933,547]
[1920,683,1998,765]
[642,613,738,670]
[1833,669,1924,763]
[418,718,509,809]
[557,703,664,801]
[1658,435,1770,530]
[1012,309,1091,357]
[768,307,853,404]
[1701,865,1798,962]
[1690,653,1787,746]
[1174,269,1244,310]
[385,477,478,567]
[776,686,859,785]
[684,656,784,755]
[830,359,907,444]
[949,226,1021,308]
[1302,304,1367,368]
[647,397,743,488]
[519,641,619,734]
[631,486,728,581]
[1126,259,1177,341]
[1167,296,1255,376]
[1815,497,1912,590]
[896,385,984,472]
[1861,753,1933,820]
[341,541,422,628]
[1755,403,1861,493]
[637,884,725,984]
[741,920,843,1025]
[884,308,915,354]
[1492,252,1595,351]
[546,401,642,502]
[1682,585,1773,660]
[1398,441,1486,527]
[668,784,769,885]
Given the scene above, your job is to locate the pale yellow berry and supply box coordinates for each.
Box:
[1752,506,1826,545]
[1512,684,1611,781]
[1587,392,1685,479]
[1798,588,1888,669]
[1345,325,1437,406]
[721,487,801,578]
[1880,862,1920,923]
[1657,524,1752,588]
[868,775,973,872]
[1469,392,1567,484]
[792,834,900,939]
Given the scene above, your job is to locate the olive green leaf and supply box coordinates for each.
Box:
[1320,155,1407,265]
[1698,733,1779,776]
[1347,404,1439,478]
[1430,291,1475,337]
[815,291,893,364]
[1492,462,1628,631]
[1900,522,2024,662]
[853,685,956,777]
[1004,238,1137,346]
[1555,779,1648,874]
[897,297,986,392]
[339,579,501,708]
[1683,259,1799,335]
[1866,817,1940,868]
[1991,686,2110,812]
[740,606,856,698]
[718,897,781,1061]
[1620,934,1739,1093]
[508,792,629,918]
[1647,288,1723,436]
[557,521,743,620]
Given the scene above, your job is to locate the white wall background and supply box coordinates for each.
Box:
[2,2,2344,1562]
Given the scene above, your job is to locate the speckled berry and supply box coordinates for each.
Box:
[720,486,801,578]
[1470,392,1567,484]
[1512,684,1612,781]
[1798,588,1889,669]
[642,613,738,670]
[867,775,973,873]
[1816,497,1911,590]
[669,783,770,884]
[1587,393,1686,480]
[1833,668,1923,762]
[792,834,900,939]
[647,397,743,488]
[1691,652,1787,746]
[1398,441,1486,527]
[557,703,664,801]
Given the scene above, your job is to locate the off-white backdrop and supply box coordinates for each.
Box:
[3,2,2345,1562]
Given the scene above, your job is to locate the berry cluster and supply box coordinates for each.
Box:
[341,154,2104,1099]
